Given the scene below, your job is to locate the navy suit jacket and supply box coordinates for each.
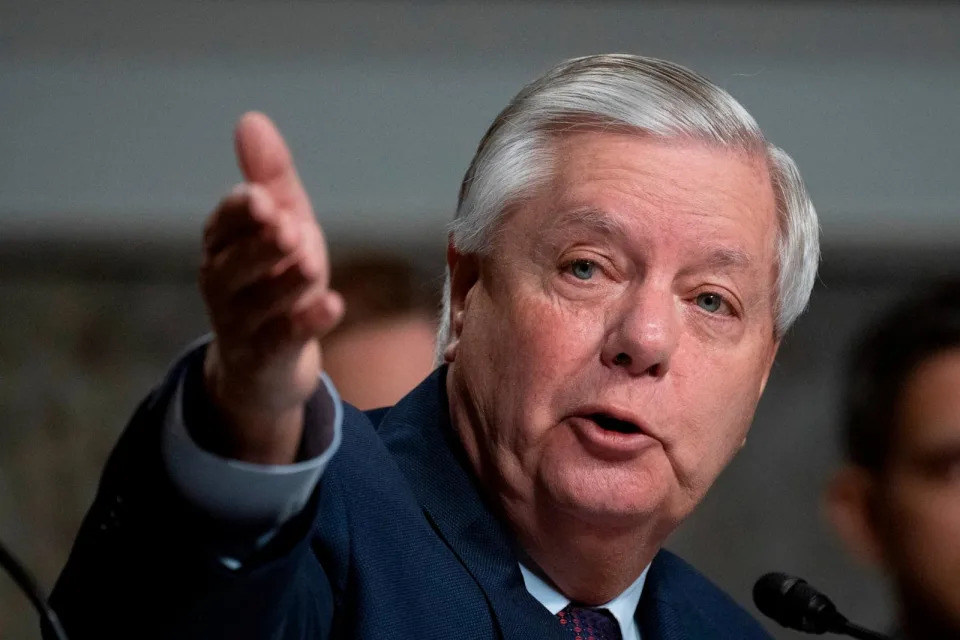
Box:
[49,346,772,639]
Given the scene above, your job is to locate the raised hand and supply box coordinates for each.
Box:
[198,112,344,464]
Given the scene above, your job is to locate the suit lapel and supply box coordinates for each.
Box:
[636,553,694,640]
[375,368,564,640]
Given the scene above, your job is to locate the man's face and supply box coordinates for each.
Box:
[447,130,780,532]
[877,348,960,634]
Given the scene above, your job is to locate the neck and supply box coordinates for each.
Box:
[445,367,664,605]
[506,494,662,604]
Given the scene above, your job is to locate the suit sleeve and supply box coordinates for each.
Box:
[161,339,342,549]
[46,343,336,640]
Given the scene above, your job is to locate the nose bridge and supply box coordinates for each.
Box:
[604,280,679,376]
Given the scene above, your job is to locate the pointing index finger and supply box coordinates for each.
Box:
[234,111,312,218]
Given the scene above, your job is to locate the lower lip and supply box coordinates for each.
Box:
[568,416,659,461]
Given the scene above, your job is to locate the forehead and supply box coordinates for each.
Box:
[896,348,960,444]
[555,130,772,223]
[506,130,778,268]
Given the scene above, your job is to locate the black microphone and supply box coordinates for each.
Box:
[753,572,889,640]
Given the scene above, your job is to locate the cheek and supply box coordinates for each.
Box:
[458,286,598,412]
[882,485,960,610]
[670,349,764,479]
[889,485,960,558]
[494,286,603,375]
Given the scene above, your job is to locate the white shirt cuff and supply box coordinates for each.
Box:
[160,369,343,527]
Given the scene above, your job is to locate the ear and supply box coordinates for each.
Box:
[824,466,888,568]
[442,240,480,363]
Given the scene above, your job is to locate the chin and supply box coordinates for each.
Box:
[539,461,673,527]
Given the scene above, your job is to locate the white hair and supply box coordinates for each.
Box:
[437,54,819,360]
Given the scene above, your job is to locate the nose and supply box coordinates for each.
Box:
[601,285,679,377]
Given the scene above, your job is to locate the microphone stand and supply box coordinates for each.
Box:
[837,619,890,640]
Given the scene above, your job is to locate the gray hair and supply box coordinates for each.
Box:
[437,54,819,359]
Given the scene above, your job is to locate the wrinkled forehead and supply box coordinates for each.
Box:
[458,110,766,211]
[505,128,778,246]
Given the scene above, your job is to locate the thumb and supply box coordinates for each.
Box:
[234,111,311,217]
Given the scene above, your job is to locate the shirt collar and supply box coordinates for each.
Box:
[518,561,651,636]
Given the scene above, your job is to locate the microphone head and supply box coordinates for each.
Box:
[753,572,846,634]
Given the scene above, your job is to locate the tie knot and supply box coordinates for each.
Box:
[556,604,622,640]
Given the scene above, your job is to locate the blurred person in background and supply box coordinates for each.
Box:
[827,282,960,640]
[49,54,819,639]
[323,254,438,410]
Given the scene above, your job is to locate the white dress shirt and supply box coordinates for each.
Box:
[162,369,648,633]
[519,563,648,640]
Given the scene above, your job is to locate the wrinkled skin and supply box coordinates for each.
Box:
[444,131,781,601]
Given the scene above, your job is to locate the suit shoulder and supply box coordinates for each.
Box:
[648,550,772,639]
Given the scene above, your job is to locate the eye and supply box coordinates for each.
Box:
[695,292,726,314]
[566,259,596,281]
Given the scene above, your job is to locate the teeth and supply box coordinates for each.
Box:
[590,413,639,434]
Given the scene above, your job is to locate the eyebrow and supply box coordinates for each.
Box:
[696,245,754,271]
[545,207,631,238]
[546,208,755,269]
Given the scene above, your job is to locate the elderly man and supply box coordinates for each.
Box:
[49,55,819,639]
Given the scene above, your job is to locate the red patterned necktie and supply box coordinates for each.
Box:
[557,604,623,640]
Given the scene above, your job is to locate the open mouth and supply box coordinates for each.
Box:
[589,413,642,435]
